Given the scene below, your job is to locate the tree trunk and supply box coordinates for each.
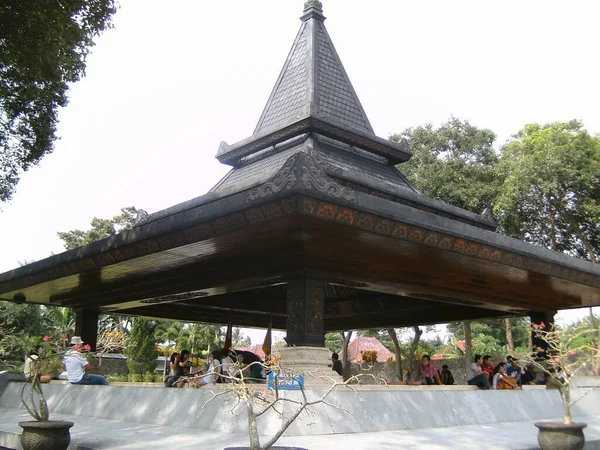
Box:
[464,320,473,376]
[504,318,515,352]
[590,308,598,375]
[387,328,403,381]
[246,399,261,449]
[406,326,423,381]
[341,331,353,382]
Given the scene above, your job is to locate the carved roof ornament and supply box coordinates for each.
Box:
[303,0,323,11]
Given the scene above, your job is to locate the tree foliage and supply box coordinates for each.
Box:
[496,120,600,261]
[0,301,48,335]
[448,317,530,352]
[390,117,502,213]
[0,0,118,202]
[57,206,141,250]
[126,318,157,375]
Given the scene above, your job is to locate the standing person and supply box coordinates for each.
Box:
[467,354,492,389]
[416,355,441,385]
[63,337,108,386]
[440,364,455,385]
[505,355,513,371]
[331,352,343,376]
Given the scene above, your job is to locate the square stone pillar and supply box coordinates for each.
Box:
[75,308,100,351]
[529,310,556,357]
[285,278,325,347]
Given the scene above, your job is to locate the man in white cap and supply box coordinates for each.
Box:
[62,336,108,385]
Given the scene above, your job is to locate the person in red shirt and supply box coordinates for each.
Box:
[414,355,441,385]
[482,355,495,383]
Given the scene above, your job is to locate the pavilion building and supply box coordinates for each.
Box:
[1,1,599,365]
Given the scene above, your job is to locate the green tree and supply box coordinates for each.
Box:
[126,318,157,375]
[390,117,502,213]
[58,206,142,250]
[0,0,118,202]
[496,120,600,262]
[0,301,48,335]
[325,332,343,353]
[448,317,530,351]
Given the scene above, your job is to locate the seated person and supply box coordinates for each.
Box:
[188,351,220,388]
[467,354,492,389]
[62,337,108,385]
[164,352,180,387]
[440,364,454,385]
[330,352,343,376]
[482,355,495,383]
[493,362,519,390]
[412,355,441,385]
[229,349,264,381]
[178,350,193,376]
[521,364,537,385]
[24,345,52,383]
[220,350,234,383]
[506,357,522,385]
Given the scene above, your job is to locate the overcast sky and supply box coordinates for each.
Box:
[1,0,598,343]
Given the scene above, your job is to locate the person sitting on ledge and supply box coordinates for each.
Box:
[63,336,108,386]
[493,362,519,390]
[521,364,542,385]
[24,345,52,384]
[229,349,264,381]
[467,354,491,389]
[482,355,495,383]
[506,357,523,386]
[164,352,180,387]
[412,355,441,385]
[440,364,454,385]
[330,352,343,377]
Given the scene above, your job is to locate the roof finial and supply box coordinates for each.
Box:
[304,0,323,11]
[301,0,326,21]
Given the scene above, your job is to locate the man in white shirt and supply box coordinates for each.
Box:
[467,354,491,389]
[63,337,108,385]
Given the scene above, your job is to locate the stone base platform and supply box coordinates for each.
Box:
[1,375,600,449]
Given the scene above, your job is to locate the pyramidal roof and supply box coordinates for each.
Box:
[217,1,412,167]
[253,0,374,136]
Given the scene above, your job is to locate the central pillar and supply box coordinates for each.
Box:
[75,308,100,351]
[529,310,556,357]
[285,277,325,347]
[280,278,335,384]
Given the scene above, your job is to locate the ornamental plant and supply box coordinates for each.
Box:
[519,321,600,424]
[0,327,70,421]
[0,324,124,422]
[199,355,379,450]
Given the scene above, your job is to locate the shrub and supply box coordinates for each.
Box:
[360,350,378,363]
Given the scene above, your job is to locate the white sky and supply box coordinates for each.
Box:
[1,0,599,344]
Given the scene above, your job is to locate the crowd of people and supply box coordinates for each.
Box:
[401,354,564,390]
[164,348,265,388]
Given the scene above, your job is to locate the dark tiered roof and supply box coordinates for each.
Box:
[1,1,599,330]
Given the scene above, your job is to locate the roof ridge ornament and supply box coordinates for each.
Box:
[301,0,326,21]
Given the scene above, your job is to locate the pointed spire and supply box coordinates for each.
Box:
[253,1,374,137]
[217,2,411,167]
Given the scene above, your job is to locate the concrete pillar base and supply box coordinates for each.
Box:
[278,346,342,386]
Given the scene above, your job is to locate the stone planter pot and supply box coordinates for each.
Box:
[225,447,308,450]
[19,420,75,450]
[534,421,587,450]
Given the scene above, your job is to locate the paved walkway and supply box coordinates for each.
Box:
[1,408,600,450]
